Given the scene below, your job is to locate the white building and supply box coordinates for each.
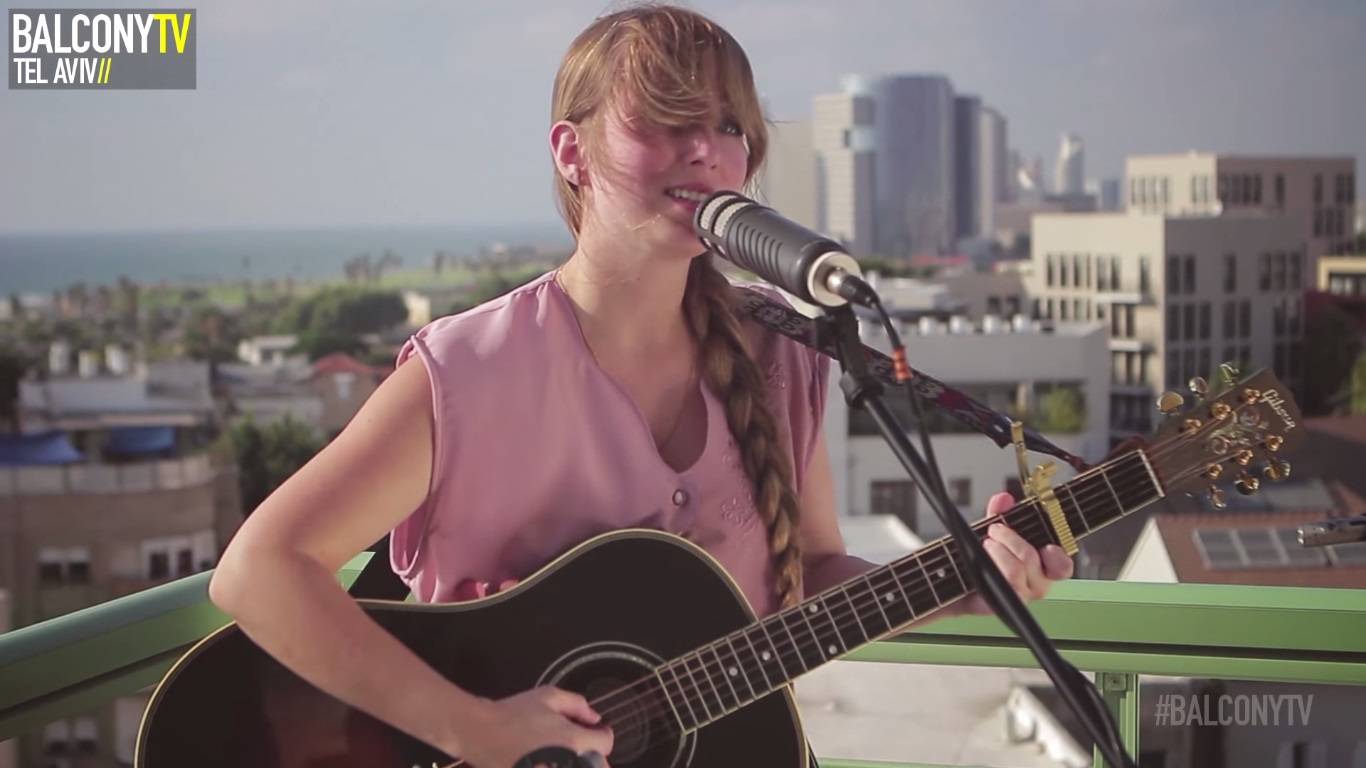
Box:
[1027,213,1307,446]
[826,312,1110,540]
[1054,134,1085,196]
[1125,153,1356,275]
[235,334,304,368]
[757,118,819,231]
[812,90,877,256]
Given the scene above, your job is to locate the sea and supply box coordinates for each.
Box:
[0,222,573,295]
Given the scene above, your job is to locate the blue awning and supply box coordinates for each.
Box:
[105,426,176,457]
[0,431,86,466]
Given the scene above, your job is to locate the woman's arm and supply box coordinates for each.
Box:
[208,357,483,756]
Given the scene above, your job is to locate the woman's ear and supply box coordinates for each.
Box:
[550,120,586,187]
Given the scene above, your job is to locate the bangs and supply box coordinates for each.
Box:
[600,10,767,172]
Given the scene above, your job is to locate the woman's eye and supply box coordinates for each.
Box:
[719,120,743,136]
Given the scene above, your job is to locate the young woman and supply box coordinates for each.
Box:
[208,5,1074,767]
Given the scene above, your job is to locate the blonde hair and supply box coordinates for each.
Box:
[550,3,804,608]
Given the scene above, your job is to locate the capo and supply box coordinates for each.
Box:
[1011,421,1079,556]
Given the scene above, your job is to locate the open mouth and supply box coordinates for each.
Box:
[665,188,709,203]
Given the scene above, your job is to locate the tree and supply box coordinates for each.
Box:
[183,306,241,365]
[1351,353,1366,415]
[0,346,28,431]
[1302,301,1362,415]
[223,414,324,515]
[1034,388,1086,433]
[276,287,407,361]
[446,267,544,315]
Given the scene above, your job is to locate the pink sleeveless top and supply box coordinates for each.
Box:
[389,270,830,617]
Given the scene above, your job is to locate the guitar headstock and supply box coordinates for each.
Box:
[1135,365,1305,510]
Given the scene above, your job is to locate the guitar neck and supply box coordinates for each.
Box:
[651,449,1165,733]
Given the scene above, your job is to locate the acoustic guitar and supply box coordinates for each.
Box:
[136,368,1302,767]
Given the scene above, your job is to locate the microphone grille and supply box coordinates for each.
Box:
[699,192,753,239]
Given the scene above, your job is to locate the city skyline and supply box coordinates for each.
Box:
[2,0,1363,234]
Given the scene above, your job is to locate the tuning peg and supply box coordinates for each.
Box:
[1210,402,1232,420]
[1208,486,1228,510]
[1241,388,1261,405]
[1204,463,1224,479]
[1219,362,1241,388]
[1188,376,1209,398]
[1264,435,1284,453]
[1235,472,1261,495]
[1157,391,1185,415]
[1263,459,1291,482]
[1234,449,1255,466]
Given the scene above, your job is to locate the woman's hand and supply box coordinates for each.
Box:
[954,491,1074,616]
[456,686,613,768]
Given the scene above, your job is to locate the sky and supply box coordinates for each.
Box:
[3,0,1363,234]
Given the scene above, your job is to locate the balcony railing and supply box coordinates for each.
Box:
[1,555,1363,768]
[0,454,214,496]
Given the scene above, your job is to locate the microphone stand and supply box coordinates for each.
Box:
[815,303,1138,768]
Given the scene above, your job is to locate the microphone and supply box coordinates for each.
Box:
[1297,515,1366,547]
[693,191,874,308]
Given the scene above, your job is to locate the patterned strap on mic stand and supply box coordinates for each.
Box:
[735,287,1090,472]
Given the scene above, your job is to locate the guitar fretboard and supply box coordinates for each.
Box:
[643,449,1164,734]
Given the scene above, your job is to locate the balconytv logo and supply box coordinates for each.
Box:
[9,8,195,90]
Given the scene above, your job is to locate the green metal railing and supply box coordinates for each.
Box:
[2,555,1364,768]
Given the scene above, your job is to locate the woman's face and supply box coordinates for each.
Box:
[581,100,750,257]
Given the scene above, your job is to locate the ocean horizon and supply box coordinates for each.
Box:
[0,222,573,295]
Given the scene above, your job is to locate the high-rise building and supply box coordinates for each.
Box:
[1027,213,1307,446]
[979,106,1010,234]
[1054,133,1085,196]
[756,118,819,230]
[812,91,877,256]
[1125,153,1356,275]
[954,95,981,240]
[821,74,956,257]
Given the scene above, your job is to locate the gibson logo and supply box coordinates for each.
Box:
[1261,388,1297,431]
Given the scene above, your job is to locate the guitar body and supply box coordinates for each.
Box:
[136,530,808,768]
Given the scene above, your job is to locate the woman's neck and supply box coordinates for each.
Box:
[555,233,698,361]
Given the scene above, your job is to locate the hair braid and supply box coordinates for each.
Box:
[683,254,804,608]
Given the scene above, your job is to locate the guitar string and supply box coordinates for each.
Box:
[579,408,1267,738]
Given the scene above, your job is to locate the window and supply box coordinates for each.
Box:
[1313,174,1323,204]
[1260,252,1272,291]
[1252,174,1262,204]
[1223,253,1236,293]
[1184,304,1196,341]
[1224,301,1236,339]
[1275,173,1285,207]
[1111,257,1122,291]
[148,551,170,580]
[1183,349,1196,386]
[37,546,91,585]
[950,478,972,507]
[871,480,917,523]
[987,296,1002,315]
[1167,255,1181,294]
[1166,350,1181,389]
[1167,305,1180,341]
[1139,255,1150,294]
[1200,303,1211,340]
[1184,255,1196,293]
[1199,348,1211,381]
[1097,258,1109,291]
[1274,252,1286,291]
[1059,254,1069,287]
[1240,301,1251,338]
[1274,343,1286,375]
[1046,254,1055,286]
[1218,174,1229,203]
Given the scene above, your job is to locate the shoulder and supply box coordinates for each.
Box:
[397,271,558,370]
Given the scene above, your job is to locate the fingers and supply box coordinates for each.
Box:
[985,523,1046,599]
[542,688,614,756]
[543,688,600,724]
[1040,544,1075,581]
[985,491,1014,518]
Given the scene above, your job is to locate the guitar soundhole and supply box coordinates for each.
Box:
[540,643,694,767]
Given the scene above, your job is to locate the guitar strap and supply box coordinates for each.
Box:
[734,287,1090,472]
